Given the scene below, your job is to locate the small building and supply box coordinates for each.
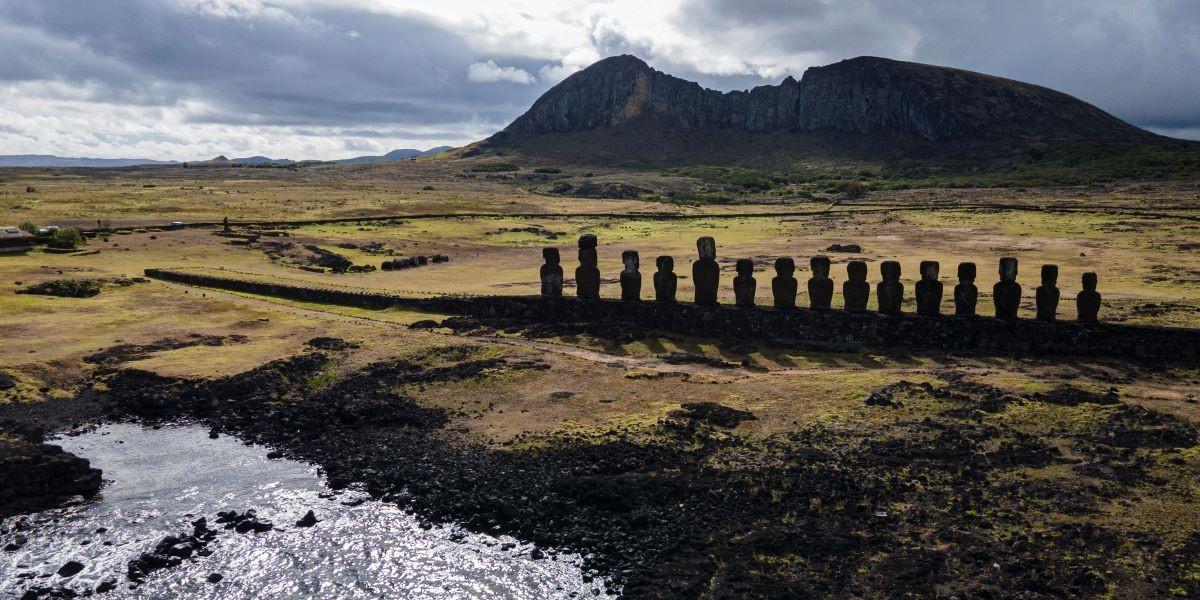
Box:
[0,227,35,254]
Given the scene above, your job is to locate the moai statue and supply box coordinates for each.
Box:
[654,256,677,303]
[734,259,756,307]
[843,260,870,312]
[620,250,642,302]
[1076,272,1101,322]
[693,236,720,306]
[540,247,563,297]
[807,256,834,311]
[915,260,943,316]
[877,261,904,315]
[772,257,798,309]
[1035,264,1060,321]
[223,216,231,233]
[954,262,978,316]
[575,233,601,300]
[993,257,1021,320]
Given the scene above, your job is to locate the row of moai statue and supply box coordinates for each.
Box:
[540,235,1102,321]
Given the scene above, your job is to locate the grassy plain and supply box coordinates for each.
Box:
[2,158,1200,595]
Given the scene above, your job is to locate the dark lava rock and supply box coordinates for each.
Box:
[15,279,103,298]
[305,337,358,350]
[295,510,319,527]
[207,573,223,584]
[56,561,84,577]
[408,320,442,329]
[0,372,16,390]
[1031,385,1120,406]
[127,518,219,584]
[825,243,863,253]
[667,402,756,428]
[661,352,739,369]
[1090,404,1199,449]
[216,509,274,533]
[0,439,102,518]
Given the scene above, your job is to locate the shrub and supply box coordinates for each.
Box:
[16,278,104,298]
[470,163,519,172]
[52,227,83,246]
[842,181,867,198]
[18,221,38,234]
[533,167,562,174]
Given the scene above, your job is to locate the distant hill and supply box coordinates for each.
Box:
[230,155,294,165]
[0,155,178,168]
[481,55,1174,167]
[0,146,454,168]
[336,147,454,164]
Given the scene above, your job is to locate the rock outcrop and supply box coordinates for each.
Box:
[490,54,1157,145]
[0,438,102,517]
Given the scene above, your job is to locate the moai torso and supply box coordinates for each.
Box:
[620,250,642,302]
[843,260,870,312]
[954,262,978,316]
[807,256,834,310]
[877,261,904,315]
[654,256,677,302]
[734,259,756,307]
[915,260,943,316]
[540,247,563,297]
[772,257,797,309]
[692,236,720,305]
[575,234,600,300]
[223,216,231,233]
[1076,272,1101,322]
[1035,264,1060,321]
[993,257,1021,319]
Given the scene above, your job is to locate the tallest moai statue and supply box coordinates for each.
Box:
[576,234,600,300]
[693,236,719,305]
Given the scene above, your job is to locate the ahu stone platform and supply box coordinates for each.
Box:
[144,267,1200,362]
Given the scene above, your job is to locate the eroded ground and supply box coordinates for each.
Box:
[2,161,1199,598]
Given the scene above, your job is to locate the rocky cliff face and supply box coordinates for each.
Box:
[492,55,1155,144]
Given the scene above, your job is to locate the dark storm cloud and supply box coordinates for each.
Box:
[1,0,1197,160]
[0,1,545,134]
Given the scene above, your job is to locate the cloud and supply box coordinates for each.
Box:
[467,60,536,84]
[0,0,1197,161]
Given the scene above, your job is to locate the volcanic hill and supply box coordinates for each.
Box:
[479,55,1169,167]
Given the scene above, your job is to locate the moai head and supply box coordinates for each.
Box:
[696,236,716,260]
[920,260,939,281]
[775,257,795,277]
[622,250,640,273]
[881,260,901,282]
[542,247,560,266]
[657,255,674,273]
[736,258,754,277]
[847,260,867,282]
[810,255,831,279]
[999,257,1018,282]
[578,233,598,250]
[1041,264,1058,286]
[1082,272,1097,291]
[958,262,976,283]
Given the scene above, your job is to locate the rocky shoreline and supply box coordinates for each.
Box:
[3,339,1200,597]
[0,438,101,519]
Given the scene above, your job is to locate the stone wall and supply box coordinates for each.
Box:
[144,268,1200,362]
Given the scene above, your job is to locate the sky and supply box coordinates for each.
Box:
[1,0,1198,161]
